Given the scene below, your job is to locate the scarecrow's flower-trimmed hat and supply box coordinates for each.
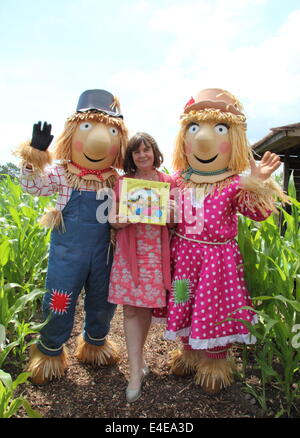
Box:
[183,88,245,118]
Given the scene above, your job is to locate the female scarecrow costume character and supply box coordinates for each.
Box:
[154,88,287,394]
[16,89,128,384]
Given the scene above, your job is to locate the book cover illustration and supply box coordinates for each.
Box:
[119,177,170,225]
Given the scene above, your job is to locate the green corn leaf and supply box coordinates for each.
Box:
[257,361,280,378]
[0,341,21,368]
[20,205,36,220]
[262,255,287,282]
[8,206,22,229]
[4,283,23,290]
[12,372,31,390]
[260,317,279,338]
[0,370,13,391]
[0,382,6,417]
[0,324,5,349]
[4,398,24,418]
[7,289,45,320]
[19,397,42,418]
[0,240,10,267]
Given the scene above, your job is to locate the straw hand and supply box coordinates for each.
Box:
[250,151,281,181]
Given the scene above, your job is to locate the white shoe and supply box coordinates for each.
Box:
[143,364,150,376]
[126,368,147,403]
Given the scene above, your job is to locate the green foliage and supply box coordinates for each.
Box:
[161,166,170,175]
[0,176,53,362]
[0,370,41,418]
[0,175,53,418]
[0,162,20,180]
[237,178,300,417]
[0,175,51,289]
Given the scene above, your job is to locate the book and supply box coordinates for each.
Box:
[119,177,170,225]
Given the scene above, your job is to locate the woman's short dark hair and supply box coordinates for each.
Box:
[123,132,164,174]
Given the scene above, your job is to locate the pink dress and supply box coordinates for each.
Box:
[108,171,174,309]
[109,223,166,308]
[154,174,269,349]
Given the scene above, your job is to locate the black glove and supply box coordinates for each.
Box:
[30,121,54,151]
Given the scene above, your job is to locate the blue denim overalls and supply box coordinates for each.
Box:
[37,189,116,356]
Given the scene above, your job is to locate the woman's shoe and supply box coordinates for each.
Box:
[143,364,150,376]
[126,369,147,403]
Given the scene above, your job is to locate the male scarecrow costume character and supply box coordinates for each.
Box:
[17,89,128,384]
[155,88,287,394]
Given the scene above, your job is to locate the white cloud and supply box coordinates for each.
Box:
[108,2,300,165]
[2,0,299,169]
[149,0,267,64]
[147,2,300,103]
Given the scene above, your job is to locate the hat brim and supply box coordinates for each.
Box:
[77,108,123,119]
[184,100,244,117]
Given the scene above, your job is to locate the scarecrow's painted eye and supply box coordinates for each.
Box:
[188,124,200,134]
[214,124,228,135]
[79,122,92,131]
[109,127,119,136]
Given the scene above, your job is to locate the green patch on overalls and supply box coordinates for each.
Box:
[173,278,190,305]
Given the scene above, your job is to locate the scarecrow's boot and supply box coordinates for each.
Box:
[169,337,204,376]
[27,344,69,385]
[75,334,120,366]
[169,348,204,376]
[194,347,235,394]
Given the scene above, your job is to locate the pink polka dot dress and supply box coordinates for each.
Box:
[108,223,166,308]
[158,174,269,350]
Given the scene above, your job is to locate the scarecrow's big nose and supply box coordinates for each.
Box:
[84,126,111,155]
[194,128,215,153]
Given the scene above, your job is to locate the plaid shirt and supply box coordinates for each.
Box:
[20,164,96,211]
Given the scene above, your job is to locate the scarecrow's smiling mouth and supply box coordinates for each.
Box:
[194,153,218,164]
[83,153,104,163]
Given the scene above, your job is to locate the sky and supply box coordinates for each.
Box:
[1,0,300,171]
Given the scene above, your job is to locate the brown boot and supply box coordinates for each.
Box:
[169,349,204,376]
[27,344,69,385]
[194,350,235,394]
[75,334,120,366]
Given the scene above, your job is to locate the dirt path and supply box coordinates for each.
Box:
[14,295,266,419]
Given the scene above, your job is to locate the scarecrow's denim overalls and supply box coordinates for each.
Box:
[37,189,115,356]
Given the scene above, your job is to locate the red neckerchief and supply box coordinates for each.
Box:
[70,161,112,181]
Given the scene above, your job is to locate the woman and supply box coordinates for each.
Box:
[108,132,174,402]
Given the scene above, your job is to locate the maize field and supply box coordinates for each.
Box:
[0,174,299,417]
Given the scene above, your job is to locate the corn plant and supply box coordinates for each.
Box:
[0,175,51,293]
[0,175,54,418]
[0,370,42,418]
[0,175,53,362]
[237,178,300,417]
[0,281,46,366]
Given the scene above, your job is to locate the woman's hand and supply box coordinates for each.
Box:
[250,151,281,181]
[167,199,177,228]
[109,214,131,229]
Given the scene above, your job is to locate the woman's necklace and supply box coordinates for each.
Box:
[135,169,158,181]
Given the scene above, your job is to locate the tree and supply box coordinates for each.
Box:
[0,162,20,180]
